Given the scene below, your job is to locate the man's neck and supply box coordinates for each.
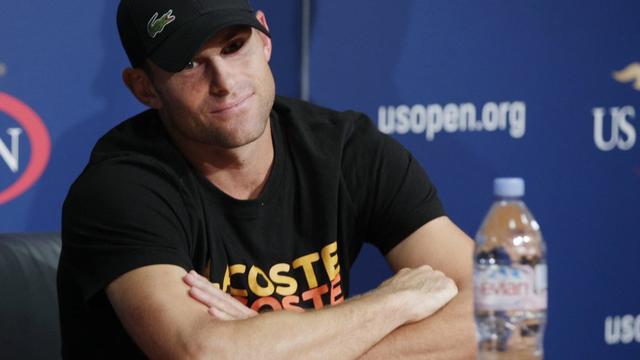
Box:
[170,120,275,200]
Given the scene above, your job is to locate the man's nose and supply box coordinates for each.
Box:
[207,58,235,97]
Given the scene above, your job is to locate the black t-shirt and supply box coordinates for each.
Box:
[57,96,445,358]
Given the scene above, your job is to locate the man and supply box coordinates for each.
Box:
[57,0,476,358]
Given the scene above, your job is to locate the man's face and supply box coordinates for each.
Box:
[147,23,275,149]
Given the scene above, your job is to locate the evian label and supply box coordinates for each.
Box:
[474,264,547,311]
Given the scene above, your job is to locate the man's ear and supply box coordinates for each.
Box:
[122,68,162,109]
[255,10,272,62]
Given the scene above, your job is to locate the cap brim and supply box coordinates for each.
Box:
[149,9,269,73]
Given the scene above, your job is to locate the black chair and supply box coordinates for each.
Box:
[0,233,62,360]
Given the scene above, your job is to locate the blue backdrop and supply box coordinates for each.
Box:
[311,1,640,358]
[1,1,639,358]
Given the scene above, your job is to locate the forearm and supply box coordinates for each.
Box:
[194,291,407,360]
[136,264,457,359]
[360,285,476,360]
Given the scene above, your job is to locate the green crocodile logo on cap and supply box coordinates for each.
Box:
[147,10,176,39]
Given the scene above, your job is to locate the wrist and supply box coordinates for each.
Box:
[364,288,415,327]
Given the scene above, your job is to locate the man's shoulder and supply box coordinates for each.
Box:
[66,110,193,208]
[83,109,190,180]
[273,96,337,116]
[273,96,378,143]
[91,109,175,161]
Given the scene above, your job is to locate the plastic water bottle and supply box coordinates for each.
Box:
[474,178,547,359]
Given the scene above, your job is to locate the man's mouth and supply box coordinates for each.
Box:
[209,93,254,114]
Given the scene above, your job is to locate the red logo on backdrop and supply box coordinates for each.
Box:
[0,92,51,204]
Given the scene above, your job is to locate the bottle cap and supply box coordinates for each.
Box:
[494,177,525,197]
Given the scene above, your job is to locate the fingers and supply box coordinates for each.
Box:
[188,286,247,320]
[183,270,258,320]
[187,271,257,318]
[209,306,236,321]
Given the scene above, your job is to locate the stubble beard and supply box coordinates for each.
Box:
[162,93,275,150]
[160,65,276,150]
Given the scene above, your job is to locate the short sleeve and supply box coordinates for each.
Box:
[342,113,445,255]
[60,156,194,301]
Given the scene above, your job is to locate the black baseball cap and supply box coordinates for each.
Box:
[117,0,270,73]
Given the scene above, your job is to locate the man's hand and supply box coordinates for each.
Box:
[373,265,458,324]
[183,270,257,321]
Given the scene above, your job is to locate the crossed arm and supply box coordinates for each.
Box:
[106,216,476,359]
[361,216,476,359]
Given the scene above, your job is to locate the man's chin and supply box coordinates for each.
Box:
[200,123,269,149]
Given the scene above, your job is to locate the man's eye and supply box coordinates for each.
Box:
[222,39,244,54]
[182,60,199,71]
